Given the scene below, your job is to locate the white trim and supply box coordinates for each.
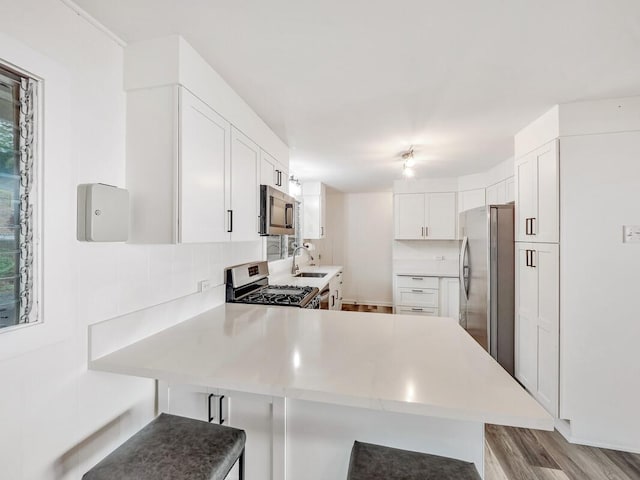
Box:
[554,418,640,454]
[58,0,127,47]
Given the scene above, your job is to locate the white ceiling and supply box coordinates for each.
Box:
[74,0,640,192]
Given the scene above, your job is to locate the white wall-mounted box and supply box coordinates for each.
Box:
[77,183,129,242]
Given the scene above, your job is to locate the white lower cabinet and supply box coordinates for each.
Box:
[165,384,275,480]
[328,270,344,311]
[393,275,459,318]
[515,242,559,417]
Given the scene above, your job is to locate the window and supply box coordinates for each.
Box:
[0,64,38,330]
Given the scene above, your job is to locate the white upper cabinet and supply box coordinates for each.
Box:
[230,127,260,242]
[302,181,326,239]
[426,192,457,239]
[394,193,425,239]
[180,89,230,243]
[486,176,515,206]
[260,149,288,193]
[127,86,232,244]
[505,176,515,203]
[458,188,486,213]
[515,139,559,243]
[394,192,457,240]
[124,36,289,244]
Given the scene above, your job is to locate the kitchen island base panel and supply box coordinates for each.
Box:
[286,398,484,480]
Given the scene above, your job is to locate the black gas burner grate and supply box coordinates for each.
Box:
[241,285,316,307]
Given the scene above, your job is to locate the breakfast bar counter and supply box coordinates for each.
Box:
[89,303,552,479]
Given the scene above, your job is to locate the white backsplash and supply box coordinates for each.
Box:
[392,240,460,276]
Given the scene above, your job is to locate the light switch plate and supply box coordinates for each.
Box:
[622,225,640,243]
[77,183,129,242]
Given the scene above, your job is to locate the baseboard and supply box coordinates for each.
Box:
[554,418,640,454]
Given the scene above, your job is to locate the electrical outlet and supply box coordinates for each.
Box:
[198,279,214,292]
[623,225,640,243]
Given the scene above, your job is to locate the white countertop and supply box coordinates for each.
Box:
[90,303,552,430]
[269,265,343,290]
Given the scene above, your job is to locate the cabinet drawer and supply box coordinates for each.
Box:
[396,306,439,316]
[396,275,439,289]
[396,287,438,307]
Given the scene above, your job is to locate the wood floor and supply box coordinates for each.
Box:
[341,303,393,313]
[485,424,640,480]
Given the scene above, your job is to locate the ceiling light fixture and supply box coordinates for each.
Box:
[289,175,302,196]
[401,147,416,177]
[402,165,415,178]
[402,148,416,167]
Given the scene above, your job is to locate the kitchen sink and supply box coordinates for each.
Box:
[294,272,327,278]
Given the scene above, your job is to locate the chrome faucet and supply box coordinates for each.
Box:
[291,245,314,274]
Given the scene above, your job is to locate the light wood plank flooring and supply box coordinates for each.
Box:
[341,303,393,313]
[486,424,640,480]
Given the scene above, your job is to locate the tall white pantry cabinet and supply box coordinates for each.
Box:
[514,98,640,453]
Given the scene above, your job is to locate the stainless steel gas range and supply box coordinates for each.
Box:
[225,261,321,309]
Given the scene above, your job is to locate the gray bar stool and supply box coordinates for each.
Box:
[347,441,481,480]
[83,413,246,480]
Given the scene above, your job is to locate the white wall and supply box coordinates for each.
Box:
[560,131,640,452]
[0,2,262,478]
[312,191,393,305]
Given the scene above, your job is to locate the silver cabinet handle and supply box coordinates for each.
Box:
[425,226,429,237]
[411,277,423,280]
[411,308,424,312]
[421,226,424,237]
[411,289,424,293]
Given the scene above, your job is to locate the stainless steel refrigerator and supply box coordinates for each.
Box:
[459,204,515,375]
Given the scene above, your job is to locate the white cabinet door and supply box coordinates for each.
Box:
[394,193,425,239]
[505,176,515,203]
[486,181,507,205]
[515,151,537,242]
[224,391,274,480]
[260,151,277,189]
[515,243,538,392]
[426,192,457,239]
[535,140,559,243]
[165,383,212,422]
[458,189,485,213]
[231,127,260,242]
[302,182,326,239]
[515,242,559,416]
[534,242,560,416]
[260,149,288,193]
[439,277,460,320]
[179,88,230,243]
[515,140,558,243]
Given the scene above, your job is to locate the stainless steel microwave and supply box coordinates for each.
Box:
[259,185,296,236]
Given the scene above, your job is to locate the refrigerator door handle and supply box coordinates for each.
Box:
[459,236,469,301]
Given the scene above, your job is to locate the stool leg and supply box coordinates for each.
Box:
[238,448,245,480]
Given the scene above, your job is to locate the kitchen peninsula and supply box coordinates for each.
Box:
[89,303,552,479]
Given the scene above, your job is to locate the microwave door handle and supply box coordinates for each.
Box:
[285,203,294,227]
